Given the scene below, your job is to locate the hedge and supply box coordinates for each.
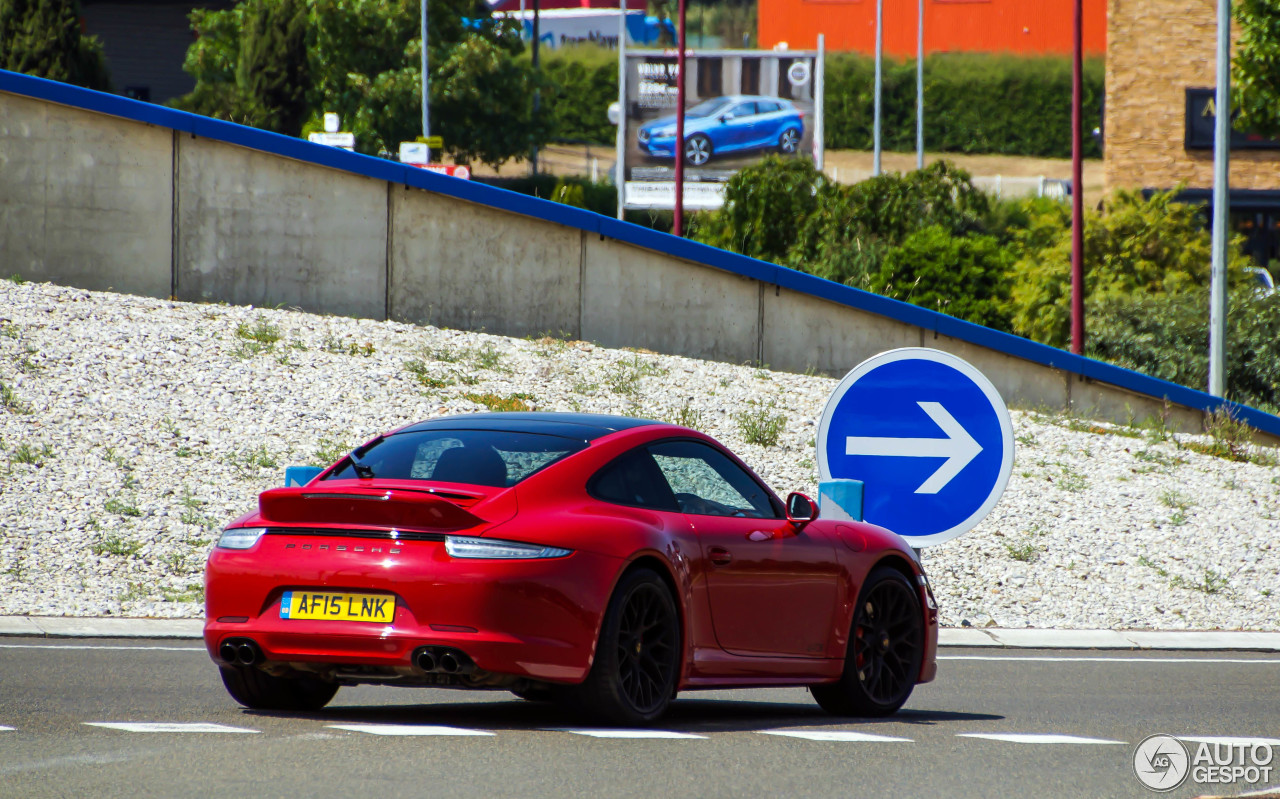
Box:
[537,46,1105,158]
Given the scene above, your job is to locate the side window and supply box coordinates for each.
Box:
[649,440,780,519]
[731,102,757,118]
[589,448,680,511]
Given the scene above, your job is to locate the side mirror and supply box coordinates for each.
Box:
[785,492,817,527]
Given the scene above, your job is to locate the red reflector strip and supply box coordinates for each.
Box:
[429,624,478,633]
[217,616,249,623]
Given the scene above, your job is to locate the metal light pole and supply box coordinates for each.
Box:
[1208,0,1232,397]
[427,0,437,159]
[872,0,883,176]
[916,0,924,170]
[673,0,687,236]
[1069,0,1085,355]
[531,0,541,175]
[616,0,628,220]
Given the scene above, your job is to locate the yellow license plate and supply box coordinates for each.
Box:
[279,590,395,623]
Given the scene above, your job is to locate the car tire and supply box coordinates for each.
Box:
[563,568,680,725]
[810,566,923,717]
[778,127,801,154]
[219,665,338,712]
[683,134,712,167]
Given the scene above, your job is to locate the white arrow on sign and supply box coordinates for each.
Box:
[844,401,983,494]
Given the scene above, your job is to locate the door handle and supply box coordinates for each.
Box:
[708,546,732,566]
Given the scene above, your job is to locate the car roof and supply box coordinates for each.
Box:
[396,412,663,441]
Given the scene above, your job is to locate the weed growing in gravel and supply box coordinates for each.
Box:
[670,402,706,430]
[1015,431,1037,447]
[1160,489,1194,526]
[174,444,195,458]
[178,487,211,526]
[1132,448,1183,473]
[93,534,143,556]
[228,445,278,476]
[472,343,508,372]
[323,335,375,356]
[0,381,30,414]
[571,378,599,395]
[160,583,205,603]
[604,364,642,396]
[313,436,355,467]
[6,274,26,285]
[532,333,573,357]
[404,359,454,390]
[236,317,282,345]
[120,582,150,602]
[104,495,142,517]
[1054,464,1088,493]
[737,400,786,447]
[464,392,534,412]
[10,442,53,466]
[0,323,17,338]
[1004,540,1041,562]
[17,346,40,374]
[419,345,461,363]
[1138,555,1230,595]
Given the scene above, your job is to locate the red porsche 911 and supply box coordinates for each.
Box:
[204,412,938,724]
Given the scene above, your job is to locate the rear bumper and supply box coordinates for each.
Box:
[204,545,623,684]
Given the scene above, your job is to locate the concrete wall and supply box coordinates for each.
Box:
[3,75,1278,443]
[0,93,173,298]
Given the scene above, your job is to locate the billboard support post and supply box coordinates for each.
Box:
[673,0,688,237]
[916,0,924,170]
[873,0,883,176]
[616,0,627,220]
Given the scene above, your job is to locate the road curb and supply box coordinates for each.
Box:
[1,616,1279,651]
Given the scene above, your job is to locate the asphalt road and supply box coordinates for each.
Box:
[2,638,1278,799]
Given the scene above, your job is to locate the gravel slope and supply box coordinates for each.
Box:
[1,280,1278,629]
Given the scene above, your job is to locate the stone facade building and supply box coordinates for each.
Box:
[1105,0,1280,265]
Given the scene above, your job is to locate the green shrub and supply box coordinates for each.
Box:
[1087,288,1280,412]
[1006,189,1252,348]
[824,52,1104,158]
[691,155,827,263]
[870,225,1014,330]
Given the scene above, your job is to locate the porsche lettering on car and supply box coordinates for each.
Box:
[637,95,806,167]
[204,412,937,724]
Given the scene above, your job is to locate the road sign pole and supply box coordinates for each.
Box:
[421,0,429,161]
[673,0,687,237]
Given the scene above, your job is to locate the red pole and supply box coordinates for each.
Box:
[673,0,687,237]
[1069,0,1084,354]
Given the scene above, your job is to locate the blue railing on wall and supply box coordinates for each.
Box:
[3,68,1278,437]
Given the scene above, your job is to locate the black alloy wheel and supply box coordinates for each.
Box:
[219,665,339,712]
[811,567,923,717]
[566,568,680,724]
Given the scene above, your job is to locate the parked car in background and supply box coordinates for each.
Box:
[638,95,806,166]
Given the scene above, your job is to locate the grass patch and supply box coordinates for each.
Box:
[323,335,375,356]
[236,316,282,345]
[6,273,26,285]
[404,359,455,389]
[1138,555,1230,595]
[472,343,507,372]
[228,445,279,476]
[1004,540,1040,563]
[313,435,355,467]
[104,495,142,517]
[92,535,143,557]
[670,402,706,430]
[160,583,205,603]
[463,392,534,412]
[11,442,53,466]
[737,400,786,446]
[0,381,30,414]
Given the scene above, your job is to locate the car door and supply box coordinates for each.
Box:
[648,439,839,658]
[717,101,758,150]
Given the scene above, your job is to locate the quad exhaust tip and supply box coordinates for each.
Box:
[219,638,262,667]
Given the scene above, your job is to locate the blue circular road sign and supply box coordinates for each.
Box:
[817,348,1014,547]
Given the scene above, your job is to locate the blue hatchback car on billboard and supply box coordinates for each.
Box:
[637,95,806,166]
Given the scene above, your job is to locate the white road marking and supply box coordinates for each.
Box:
[760,731,913,743]
[552,729,707,739]
[327,724,494,737]
[0,726,14,732]
[0,644,203,652]
[957,733,1126,745]
[940,655,1280,664]
[1179,736,1280,747]
[85,722,259,734]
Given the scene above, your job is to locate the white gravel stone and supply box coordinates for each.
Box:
[1,279,1278,629]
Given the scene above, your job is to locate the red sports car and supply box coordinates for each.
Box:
[204,412,938,724]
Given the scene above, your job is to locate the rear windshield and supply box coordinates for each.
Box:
[325,430,587,487]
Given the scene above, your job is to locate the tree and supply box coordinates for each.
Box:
[1233,0,1280,138]
[0,0,111,91]
[691,155,826,263]
[870,225,1013,330]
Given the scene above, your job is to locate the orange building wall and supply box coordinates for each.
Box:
[759,0,1106,56]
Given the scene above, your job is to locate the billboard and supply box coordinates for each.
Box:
[619,49,823,210]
